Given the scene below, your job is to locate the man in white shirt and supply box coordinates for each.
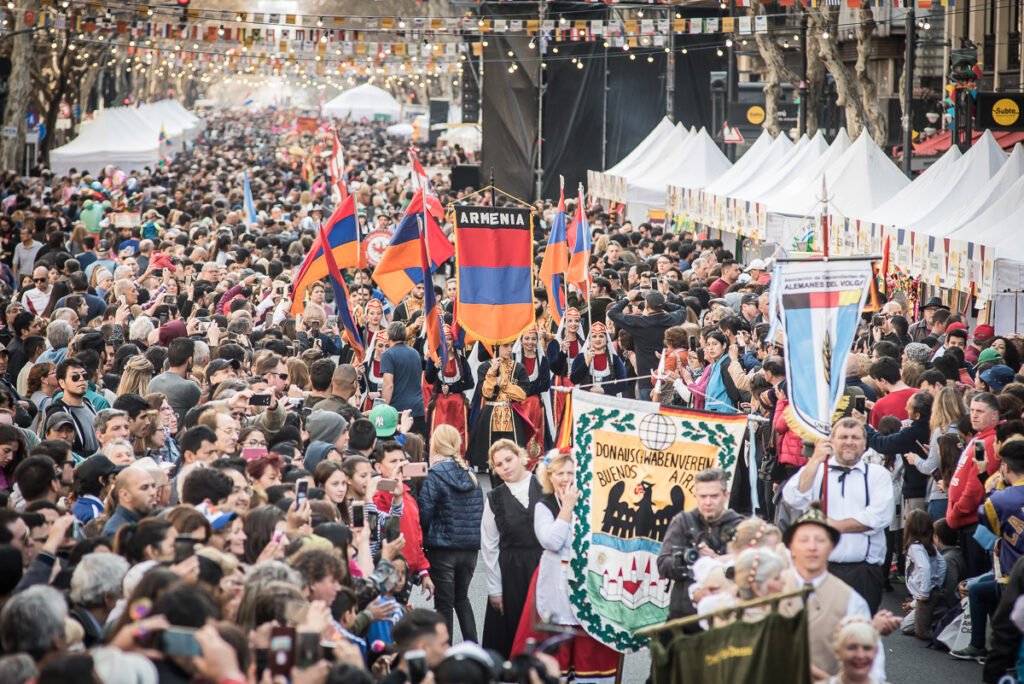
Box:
[21,266,53,316]
[782,416,894,614]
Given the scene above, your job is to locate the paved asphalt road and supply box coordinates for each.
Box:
[412,478,985,683]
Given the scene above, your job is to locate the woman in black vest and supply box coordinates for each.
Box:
[480,439,543,658]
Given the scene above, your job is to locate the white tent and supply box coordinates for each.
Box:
[134,101,197,146]
[386,122,415,139]
[765,131,909,247]
[50,108,160,176]
[695,130,773,225]
[733,131,828,203]
[157,99,205,134]
[914,141,1024,238]
[624,128,731,222]
[602,124,692,204]
[321,84,401,122]
[858,144,964,227]
[438,124,481,152]
[603,117,676,178]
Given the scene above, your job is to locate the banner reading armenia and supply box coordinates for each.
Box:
[453,204,535,344]
[567,389,748,652]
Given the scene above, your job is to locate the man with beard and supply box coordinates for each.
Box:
[101,466,158,536]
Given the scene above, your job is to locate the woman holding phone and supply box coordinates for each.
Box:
[511,449,619,681]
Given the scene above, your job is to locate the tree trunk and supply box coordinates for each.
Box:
[79,64,100,117]
[750,1,803,137]
[1,0,39,172]
[808,6,868,139]
[856,8,888,145]
[805,34,825,137]
[40,32,74,166]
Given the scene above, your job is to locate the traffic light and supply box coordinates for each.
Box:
[177,0,188,25]
[950,46,979,83]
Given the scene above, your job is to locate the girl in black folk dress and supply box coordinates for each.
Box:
[479,439,544,658]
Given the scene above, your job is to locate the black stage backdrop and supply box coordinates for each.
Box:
[480,3,541,202]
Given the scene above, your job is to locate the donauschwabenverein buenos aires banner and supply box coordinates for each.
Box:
[567,389,748,652]
[772,258,873,438]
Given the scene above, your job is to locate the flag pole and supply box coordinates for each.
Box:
[580,182,593,334]
[560,175,570,317]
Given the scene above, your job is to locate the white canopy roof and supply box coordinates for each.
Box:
[134,101,198,143]
[858,144,963,227]
[770,130,907,218]
[627,128,732,205]
[731,131,829,202]
[942,168,1024,247]
[321,83,401,121]
[51,107,160,176]
[604,117,677,176]
[701,130,775,198]
[618,124,692,182]
[917,141,1024,239]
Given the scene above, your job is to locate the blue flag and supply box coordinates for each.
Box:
[243,171,258,225]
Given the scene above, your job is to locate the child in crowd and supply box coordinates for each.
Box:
[902,510,947,640]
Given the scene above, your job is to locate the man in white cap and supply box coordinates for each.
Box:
[745,258,770,286]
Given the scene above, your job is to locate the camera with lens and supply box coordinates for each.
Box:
[672,545,702,580]
[353,558,396,607]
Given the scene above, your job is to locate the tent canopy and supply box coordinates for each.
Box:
[51,107,160,176]
[701,130,775,198]
[321,83,401,122]
[732,131,829,203]
[627,128,731,205]
[858,144,964,227]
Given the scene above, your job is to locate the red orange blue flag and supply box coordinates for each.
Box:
[317,222,365,362]
[566,184,591,293]
[539,181,569,326]
[291,194,365,315]
[372,190,454,305]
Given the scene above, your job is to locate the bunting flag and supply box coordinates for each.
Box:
[372,190,454,305]
[317,222,365,362]
[329,128,349,201]
[158,126,173,166]
[566,184,592,294]
[291,194,364,314]
[453,204,536,345]
[770,258,873,438]
[567,389,748,651]
[408,148,434,196]
[539,184,570,326]
[418,216,447,367]
[243,171,258,226]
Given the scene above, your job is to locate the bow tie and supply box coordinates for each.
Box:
[830,465,855,496]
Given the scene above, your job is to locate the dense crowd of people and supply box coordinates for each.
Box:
[0,106,1020,684]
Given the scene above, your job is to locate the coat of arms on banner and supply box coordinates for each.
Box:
[567,390,748,651]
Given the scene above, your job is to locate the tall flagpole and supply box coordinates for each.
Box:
[580,182,593,334]
[560,175,570,317]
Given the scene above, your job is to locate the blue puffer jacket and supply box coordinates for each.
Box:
[418,459,484,551]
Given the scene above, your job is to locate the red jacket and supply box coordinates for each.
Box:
[373,485,431,576]
[773,398,807,468]
[946,425,1000,529]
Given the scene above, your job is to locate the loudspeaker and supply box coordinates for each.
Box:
[451,165,481,191]
[428,99,449,146]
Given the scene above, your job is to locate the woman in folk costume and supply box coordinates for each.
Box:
[513,326,551,462]
[359,330,389,411]
[545,307,585,434]
[425,324,474,453]
[361,298,388,345]
[569,321,627,397]
[511,450,620,682]
[466,340,532,472]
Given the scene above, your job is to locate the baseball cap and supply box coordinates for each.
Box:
[194,502,238,531]
[945,322,967,335]
[207,358,241,376]
[74,454,125,485]
[977,347,1003,366]
[368,404,399,438]
[45,411,75,433]
[745,258,768,272]
[740,293,759,306]
[980,364,1015,393]
[974,324,995,343]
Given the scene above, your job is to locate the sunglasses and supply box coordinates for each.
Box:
[273,373,289,380]
[33,278,47,283]
[66,373,87,382]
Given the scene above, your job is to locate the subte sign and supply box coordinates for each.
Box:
[975,92,1024,131]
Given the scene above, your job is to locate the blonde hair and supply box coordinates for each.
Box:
[488,439,527,471]
[537,450,575,494]
[833,617,879,654]
[730,518,781,552]
[430,424,476,485]
[734,547,785,600]
[117,356,155,396]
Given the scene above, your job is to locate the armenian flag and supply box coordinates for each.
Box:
[291,194,365,314]
[372,190,454,305]
[453,204,535,345]
[317,222,365,362]
[539,183,569,326]
[566,184,591,293]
